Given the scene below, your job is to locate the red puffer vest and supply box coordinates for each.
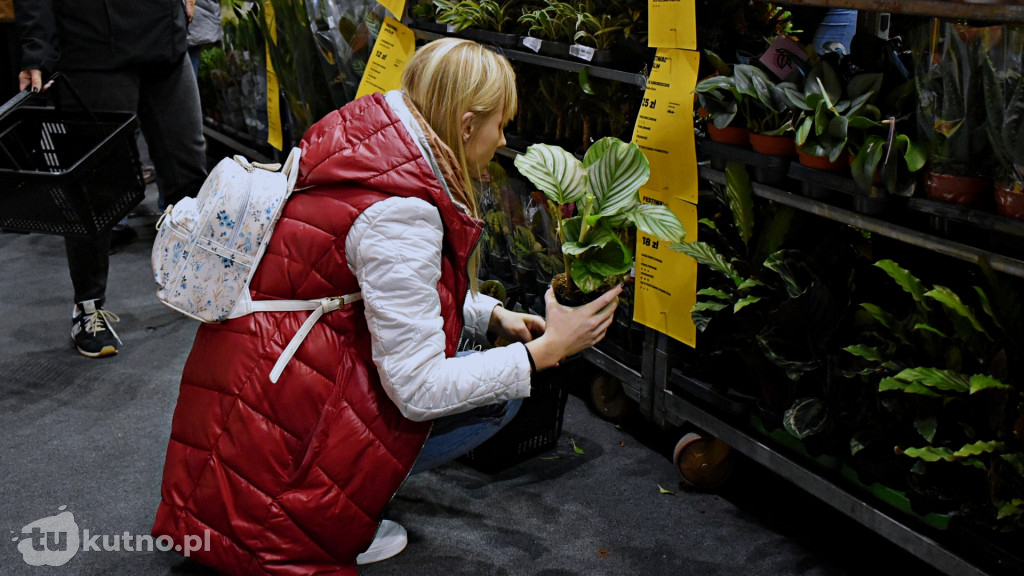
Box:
[152,92,482,576]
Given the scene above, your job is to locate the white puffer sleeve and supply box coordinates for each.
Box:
[347,196,532,422]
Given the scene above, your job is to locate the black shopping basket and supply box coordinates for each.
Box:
[0,74,145,238]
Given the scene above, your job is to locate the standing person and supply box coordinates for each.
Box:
[187,0,223,77]
[13,0,209,357]
[152,37,620,575]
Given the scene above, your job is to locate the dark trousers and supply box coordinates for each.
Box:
[62,54,208,304]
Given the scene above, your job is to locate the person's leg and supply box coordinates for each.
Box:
[410,398,523,474]
[58,69,141,356]
[813,9,859,55]
[137,54,208,209]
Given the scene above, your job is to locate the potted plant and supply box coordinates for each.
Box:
[518,0,577,56]
[787,59,883,172]
[670,161,859,431]
[839,258,1023,522]
[732,63,800,157]
[513,136,686,306]
[981,26,1024,220]
[434,0,525,47]
[847,112,928,207]
[693,50,750,147]
[913,21,993,206]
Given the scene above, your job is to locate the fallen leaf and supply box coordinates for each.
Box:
[658,484,675,495]
[598,548,609,558]
[572,439,584,455]
[619,441,625,447]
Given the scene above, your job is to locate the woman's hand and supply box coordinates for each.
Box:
[526,285,621,371]
[488,305,546,343]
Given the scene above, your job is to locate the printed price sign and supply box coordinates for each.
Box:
[633,194,698,346]
[647,0,696,49]
[377,0,406,21]
[356,17,416,99]
[631,48,699,204]
[264,2,282,150]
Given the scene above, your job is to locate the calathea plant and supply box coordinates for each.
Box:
[513,137,686,305]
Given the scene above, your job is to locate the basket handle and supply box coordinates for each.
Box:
[46,72,99,123]
[0,89,35,124]
[0,73,99,124]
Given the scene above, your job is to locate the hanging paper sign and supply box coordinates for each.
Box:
[264,2,282,150]
[647,0,696,50]
[631,48,699,204]
[356,17,416,99]
[377,0,406,21]
[633,194,698,346]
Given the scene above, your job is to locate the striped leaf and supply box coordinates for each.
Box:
[628,204,686,243]
[584,137,650,217]
[514,144,587,205]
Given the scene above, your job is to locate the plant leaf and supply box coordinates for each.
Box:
[658,484,675,494]
[725,162,754,247]
[629,204,686,243]
[585,138,650,217]
[514,144,587,205]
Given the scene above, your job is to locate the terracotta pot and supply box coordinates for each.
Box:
[749,133,796,157]
[797,148,846,172]
[673,432,734,489]
[707,123,750,148]
[924,171,991,206]
[994,184,1024,221]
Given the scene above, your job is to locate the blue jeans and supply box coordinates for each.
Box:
[813,9,858,55]
[411,398,523,474]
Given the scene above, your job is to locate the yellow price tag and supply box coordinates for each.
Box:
[356,17,416,99]
[264,2,282,150]
[633,194,698,346]
[647,0,697,49]
[631,48,699,204]
[377,0,406,21]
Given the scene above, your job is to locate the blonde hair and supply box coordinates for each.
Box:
[402,38,518,218]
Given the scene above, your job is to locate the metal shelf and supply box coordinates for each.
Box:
[202,123,277,164]
[412,29,649,88]
[775,0,1024,23]
[698,166,1024,279]
[657,383,991,576]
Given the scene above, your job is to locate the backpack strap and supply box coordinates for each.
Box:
[247,292,363,383]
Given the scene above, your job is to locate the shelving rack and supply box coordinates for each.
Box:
[412,3,1024,576]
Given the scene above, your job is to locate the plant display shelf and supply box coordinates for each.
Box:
[411,29,649,88]
[698,165,1024,279]
[776,0,1024,24]
[202,123,277,165]
[645,329,993,576]
[581,328,653,417]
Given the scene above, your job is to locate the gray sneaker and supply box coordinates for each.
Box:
[71,299,122,358]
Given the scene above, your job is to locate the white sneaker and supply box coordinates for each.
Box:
[355,519,407,565]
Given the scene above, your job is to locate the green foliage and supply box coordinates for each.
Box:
[514,137,685,294]
[256,0,336,140]
[434,0,523,33]
[981,25,1024,190]
[787,60,882,163]
[912,21,991,176]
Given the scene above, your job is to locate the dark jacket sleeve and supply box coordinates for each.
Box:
[13,0,59,72]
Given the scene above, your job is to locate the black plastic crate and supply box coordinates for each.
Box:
[458,356,580,474]
[0,89,145,238]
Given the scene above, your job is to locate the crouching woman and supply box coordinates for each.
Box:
[152,37,620,576]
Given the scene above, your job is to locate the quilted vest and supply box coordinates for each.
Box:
[152,92,482,576]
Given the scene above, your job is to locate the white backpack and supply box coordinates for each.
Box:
[151,148,360,382]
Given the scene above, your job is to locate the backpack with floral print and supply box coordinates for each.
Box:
[151,148,361,382]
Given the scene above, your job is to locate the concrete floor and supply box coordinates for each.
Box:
[0,148,949,576]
